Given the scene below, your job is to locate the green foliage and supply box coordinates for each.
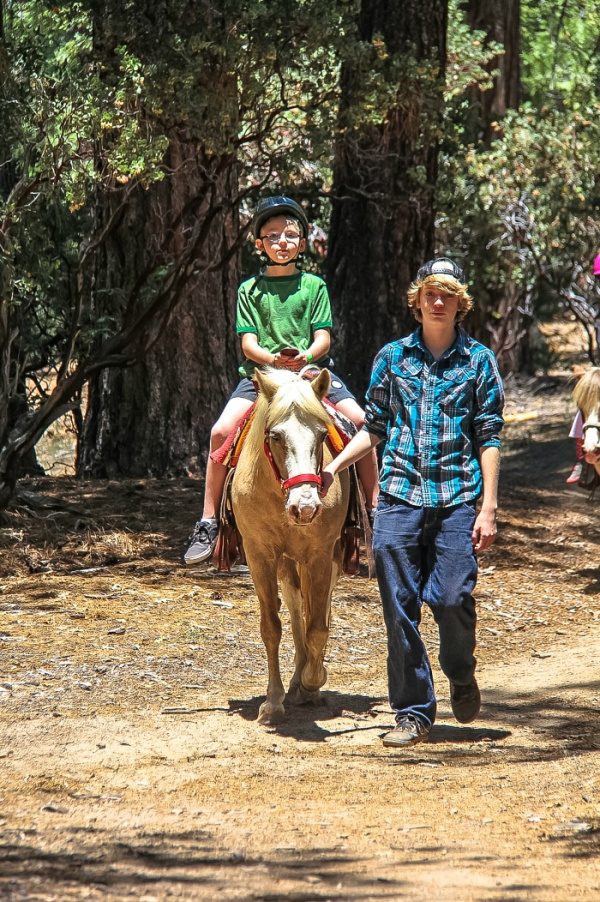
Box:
[521,0,600,108]
[2,2,168,210]
[439,102,600,287]
[445,0,502,99]
[3,0,600,482]
[438,0,600,366]
[0,0,352,387]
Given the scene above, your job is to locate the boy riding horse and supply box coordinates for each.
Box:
[184,195,378,565]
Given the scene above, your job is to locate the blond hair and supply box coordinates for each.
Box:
[244,369,330,463]
[407,273,473,323]
[573,367,600,419]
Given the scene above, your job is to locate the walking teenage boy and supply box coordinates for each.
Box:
[320,258,504,747]
[184,195,379,564]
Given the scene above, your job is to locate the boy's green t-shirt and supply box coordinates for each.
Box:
[236,272,333,378]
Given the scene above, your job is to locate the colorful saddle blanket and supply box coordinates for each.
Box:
[210,398,355,469]
[210,399,371,576]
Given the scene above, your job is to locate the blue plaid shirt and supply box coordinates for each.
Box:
[364,326,504,508]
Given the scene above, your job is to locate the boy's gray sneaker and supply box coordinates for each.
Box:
[184,519,218,566]
[382,714,430,748]
[449,677,481,723]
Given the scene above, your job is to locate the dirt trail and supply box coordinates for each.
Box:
[1,370,599,901]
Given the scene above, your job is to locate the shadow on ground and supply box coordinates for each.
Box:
[0,829,428,901]
[228,692,386,742]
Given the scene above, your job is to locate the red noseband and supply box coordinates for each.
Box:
[263,438,323,495]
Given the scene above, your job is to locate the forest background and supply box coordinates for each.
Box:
[1,0,600,511]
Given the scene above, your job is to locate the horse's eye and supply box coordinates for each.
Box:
[269,431,282,443]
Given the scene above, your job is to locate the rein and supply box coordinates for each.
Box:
[263,436,323,495]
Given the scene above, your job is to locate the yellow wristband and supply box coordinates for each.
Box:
[306,352,313,364]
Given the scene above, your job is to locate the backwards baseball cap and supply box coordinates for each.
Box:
[594,253,600,276]
[416,257,465,284]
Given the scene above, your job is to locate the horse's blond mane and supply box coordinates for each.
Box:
[573,367,600,418]
[244,369,331,463]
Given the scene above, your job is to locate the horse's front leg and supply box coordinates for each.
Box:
[299,554,341,697]
[278,556,307,696]
[246,551,286,725]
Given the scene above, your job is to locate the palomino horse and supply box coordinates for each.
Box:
[574,367,600,477]
[231,367,350,725]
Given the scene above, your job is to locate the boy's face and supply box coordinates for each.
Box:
[416,283,459,325]
[255,214,306,264]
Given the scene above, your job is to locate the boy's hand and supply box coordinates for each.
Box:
[272,351,298,369]
[472,509,497,553]
[288,352,311,371]
[272,351,309,371]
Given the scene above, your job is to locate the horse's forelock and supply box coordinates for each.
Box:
[267,378,330,429]
[244,372,330,464]
[574,367,600,418]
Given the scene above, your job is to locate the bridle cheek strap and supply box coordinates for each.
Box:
[263,438,323,495]
[582,420,600,433]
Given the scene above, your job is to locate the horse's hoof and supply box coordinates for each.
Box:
[258,702,285,725]
[296,684,322,705]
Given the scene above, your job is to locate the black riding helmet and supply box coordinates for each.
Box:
[252,196,309,240]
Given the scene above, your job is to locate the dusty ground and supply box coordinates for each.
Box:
[1,352,600,900]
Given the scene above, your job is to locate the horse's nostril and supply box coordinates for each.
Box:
[287,502,319,524]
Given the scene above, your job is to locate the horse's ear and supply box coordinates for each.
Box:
[254,368,278,401]
[311,368,331,401]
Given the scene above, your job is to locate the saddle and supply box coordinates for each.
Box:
[212,468,247,571]
[578,461,600,499]
[340,464,375,577]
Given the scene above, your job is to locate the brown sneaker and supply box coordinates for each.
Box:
[449,677,481,723]
[382,714,430,748]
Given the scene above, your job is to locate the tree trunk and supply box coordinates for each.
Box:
[78,1,241,477]
[463,0,521,143]
[79,139,239,477]
[327,0,448,399]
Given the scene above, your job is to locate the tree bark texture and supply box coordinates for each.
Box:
[327,0,448,400]
[79,140,239,477]
[77,0,239,477]
[78,1,240,477]
[463,0,521,143]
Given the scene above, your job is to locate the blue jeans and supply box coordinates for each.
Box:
[373,496,478,728]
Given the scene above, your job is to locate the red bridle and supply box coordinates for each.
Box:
[263,436,323,495]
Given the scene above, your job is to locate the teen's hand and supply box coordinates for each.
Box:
[472,509,497,553]
[319,469,335,498]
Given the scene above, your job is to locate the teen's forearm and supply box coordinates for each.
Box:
[326,429,381,476]
[479,445,500,510]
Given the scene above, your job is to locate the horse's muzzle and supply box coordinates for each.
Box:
[287,490,322,525]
